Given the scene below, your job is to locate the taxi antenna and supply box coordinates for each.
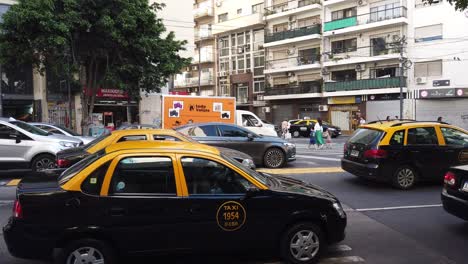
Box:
[376,116,383,124]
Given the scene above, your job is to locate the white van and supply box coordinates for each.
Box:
[236,110,278,137]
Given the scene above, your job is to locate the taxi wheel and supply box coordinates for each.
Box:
[281,223,324,264]
[264,148,286,168]
[392,166,418,190]
[31,154,56,172]
[293,131,300,138]
[56,239,116,264]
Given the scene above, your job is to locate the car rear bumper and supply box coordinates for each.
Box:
[341,158,382,181]
[442,189,468,220]
[3,218,54,260]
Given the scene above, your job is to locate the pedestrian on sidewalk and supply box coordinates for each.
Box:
[323,127,332,149]
[281,120,289,139]
[308,127,316,149]
[314,118,324,149]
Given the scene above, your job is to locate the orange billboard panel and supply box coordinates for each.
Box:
[162,95,236,129]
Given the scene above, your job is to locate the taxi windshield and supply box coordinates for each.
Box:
[58,150,104,185]
[221,153,268,186]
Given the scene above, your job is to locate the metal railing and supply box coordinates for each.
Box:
[265,83,322,96]
[324,6,407,32]
[266,54,320,70]
[265,24,321,43]
[324,42,400,62]
[174,77,214,88]
[265,0,321,15]
[324,77,406,92]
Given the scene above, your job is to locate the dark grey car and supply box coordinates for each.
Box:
[176,123,296,168]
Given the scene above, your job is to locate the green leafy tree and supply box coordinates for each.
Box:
[0,0,190,132]
[426,0,467,10]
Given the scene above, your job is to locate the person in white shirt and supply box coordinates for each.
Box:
[359,117,366,125]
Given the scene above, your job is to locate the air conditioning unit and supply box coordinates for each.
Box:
[416,77,427,84]
[319,105,329,112]
[219,71,227,77]
[262,107,271,113]
[289,16,296,22]
[358,0,367,6]
[321,67,330,75]
[237,47,244,54]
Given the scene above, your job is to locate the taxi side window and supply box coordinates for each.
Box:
[81,161,111,195]
[407,127,438,145]
[181,157,254,195]
[117,135,147,142]
[390,130,405,146]
[153,135,182,141]
[441,127,468,146]
[109,157,176,195]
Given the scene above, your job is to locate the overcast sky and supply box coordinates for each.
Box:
[157,0,195,59]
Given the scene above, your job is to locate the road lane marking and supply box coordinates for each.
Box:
[296,155,341,162]
[320,256,365,263]
[6,179,20,186]
[353,204,443,212]
[258,167,344,174]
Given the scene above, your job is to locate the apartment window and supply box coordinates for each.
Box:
[331,38,357,54]
[246,54,251,69]
[370,66,399,78]
[237,84,249,104]
[415,60,442,77]
[273,50,288,60]
[370,32,399,56]
[237,33,245,46]
[218,13,228,22]
[219,58,229,72]
[231,58,237,71]
[237,56,245,71]
[298,49,318,65]
[415,24,443,42]
[331,7,356,21]
[297,16,320,28]
[370,2,401,22]
[253,29,264,51]
[254,78,265,93]
[252,3,264,14]
[273,23,289,33]
[273,76,289,87]
[331,70,357,82]
[237,8,242,14]
[254,52,265,76]
[231,34,236,47]
[219,37,229,57]
[273,0,288,11]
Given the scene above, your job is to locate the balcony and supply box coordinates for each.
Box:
[193,49,215,63]
[213,12,264,35]
[265,0,322,20]
[195,29,213,42]
[323,6,407,36]
[323,42,400,67]
[174,76,215,88]
[264,83,322,100]
[265,54,321,74]
[265,25,321,47]
[194,6,214,19]
[324,77,406,92]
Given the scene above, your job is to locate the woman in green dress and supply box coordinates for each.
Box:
[314,118,324,149]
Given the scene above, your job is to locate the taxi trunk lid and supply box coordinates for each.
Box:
[17,172,61,194]
[344,128,385,163]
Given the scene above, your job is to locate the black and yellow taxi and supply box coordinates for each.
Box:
[4,141,346,264]
[289,120,342,138]
[342,121,468,189]
[442,165,468,221]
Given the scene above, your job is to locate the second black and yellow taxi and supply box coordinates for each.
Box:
[4,141,346,264]
[342,120,468,189]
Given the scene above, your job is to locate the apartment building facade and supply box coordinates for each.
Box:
[213,0,267,118]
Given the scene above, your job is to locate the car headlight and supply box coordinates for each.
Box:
[333,202,346,218]
[283,142,295,148]
[59,141,78,148]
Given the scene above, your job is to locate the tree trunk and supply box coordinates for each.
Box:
[81,56,96,135]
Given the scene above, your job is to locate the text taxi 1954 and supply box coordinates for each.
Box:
[4,141,346,264]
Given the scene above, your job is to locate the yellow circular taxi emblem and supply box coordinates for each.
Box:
[216,201,246,231]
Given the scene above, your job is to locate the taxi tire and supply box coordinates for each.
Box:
[293,131,300,138]
[263,148,286,168]
[392,165,418,190]
[55,239,116,264]
[280,223,324,264]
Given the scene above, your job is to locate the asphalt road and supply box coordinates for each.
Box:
[0,136,467,264]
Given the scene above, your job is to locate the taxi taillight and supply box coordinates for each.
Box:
[444,171,457,187]
[364,149,388,159]
[13,200,23,219]
[57,159,71,168]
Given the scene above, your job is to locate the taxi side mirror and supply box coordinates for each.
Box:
[245,186,260,199]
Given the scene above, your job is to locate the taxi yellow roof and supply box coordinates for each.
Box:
[110,129,179,136]
[105,141,220,155]
[361,121,448,130]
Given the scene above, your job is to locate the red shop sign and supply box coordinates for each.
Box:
[84,87,129,99]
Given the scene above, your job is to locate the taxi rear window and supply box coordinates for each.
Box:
[349,128,384,145]
[58,150,105,185]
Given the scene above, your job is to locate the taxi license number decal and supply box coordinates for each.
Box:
[459,150,468,163]
[216,201,246,232]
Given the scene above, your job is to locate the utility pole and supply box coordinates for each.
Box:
[398,36,407,120]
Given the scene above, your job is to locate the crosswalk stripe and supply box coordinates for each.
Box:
[6,179,21,186]
[320,256,365,264]
[295,155,342,162]
[258,167,344,175]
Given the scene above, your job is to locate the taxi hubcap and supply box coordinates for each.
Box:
[266,149,284,168]
[35,158,55,170]
[290,230,320,261]
[397,168,415,188]
[67,247,104,264]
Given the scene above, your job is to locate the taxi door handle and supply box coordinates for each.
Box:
[109,207,126,216]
